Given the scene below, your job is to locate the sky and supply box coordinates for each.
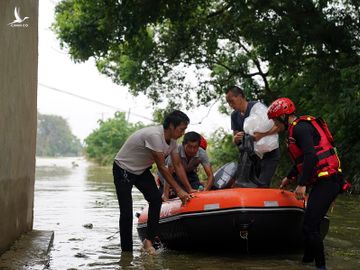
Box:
[37,0,231,142]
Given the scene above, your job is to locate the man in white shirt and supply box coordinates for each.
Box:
[113,110,194,254]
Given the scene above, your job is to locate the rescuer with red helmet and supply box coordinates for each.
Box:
[268,97,345,270]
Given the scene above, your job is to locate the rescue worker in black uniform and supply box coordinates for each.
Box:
[267,97,346,270]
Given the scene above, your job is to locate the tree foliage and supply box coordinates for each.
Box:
[84,111,145,165]
[53,0,360,184]
[36,113,82,156]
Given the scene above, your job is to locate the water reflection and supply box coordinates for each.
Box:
[34,157,360,269]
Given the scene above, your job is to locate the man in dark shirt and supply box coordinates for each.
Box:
[267,97,344,270]
[225,85,280,187]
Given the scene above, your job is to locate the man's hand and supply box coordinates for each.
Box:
[176,189,193,205]
[253,132,266,142]
[254,125,280,141]
[294,185,306,200]
[188,188,198,193]
[161,193,169,202]
[279,177,290,189]
[233,131,244,144]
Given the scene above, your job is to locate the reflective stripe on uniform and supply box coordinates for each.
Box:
[318,171,329,177]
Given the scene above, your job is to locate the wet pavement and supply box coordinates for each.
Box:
[0,230,54,270]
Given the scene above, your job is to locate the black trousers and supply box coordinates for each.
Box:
[113,162,162,251]
[303,174,342,267]
[258,148,281,187]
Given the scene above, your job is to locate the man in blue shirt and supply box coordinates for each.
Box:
[225,85,280,187]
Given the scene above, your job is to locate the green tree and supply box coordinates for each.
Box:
[36,113,82,156]
[53,0,360,186]
[84,111,145,165]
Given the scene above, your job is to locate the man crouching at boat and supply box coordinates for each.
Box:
[113,110,194,255]
[158,131,215,201]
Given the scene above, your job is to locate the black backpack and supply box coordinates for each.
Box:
[233,134,262,188]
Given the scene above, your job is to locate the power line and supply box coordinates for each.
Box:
[189,98,220,126]
[38,83,154,122]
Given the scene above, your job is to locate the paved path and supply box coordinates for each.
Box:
[0,230,54,270]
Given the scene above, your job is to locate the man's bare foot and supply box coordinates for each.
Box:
[141,239,156,255]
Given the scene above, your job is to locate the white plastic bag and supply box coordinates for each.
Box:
[243,102,279,158]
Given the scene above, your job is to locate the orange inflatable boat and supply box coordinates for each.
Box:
[136,188,329,251]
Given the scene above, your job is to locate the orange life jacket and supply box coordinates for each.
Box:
[288,116,342,184]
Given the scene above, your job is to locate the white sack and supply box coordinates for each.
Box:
[243,102,279,158]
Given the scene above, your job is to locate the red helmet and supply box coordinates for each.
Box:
[200,136,207,150]
[267,98,296,119]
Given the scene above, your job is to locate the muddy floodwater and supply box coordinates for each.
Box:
[34,157,360,269]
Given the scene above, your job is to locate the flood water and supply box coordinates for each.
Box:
[34,157,360,270]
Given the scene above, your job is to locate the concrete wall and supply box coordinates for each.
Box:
[0,0,38,254]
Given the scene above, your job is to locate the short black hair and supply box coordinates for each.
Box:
[225,85,245,98]
[163,110,190,129]
[182,131,201,145]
